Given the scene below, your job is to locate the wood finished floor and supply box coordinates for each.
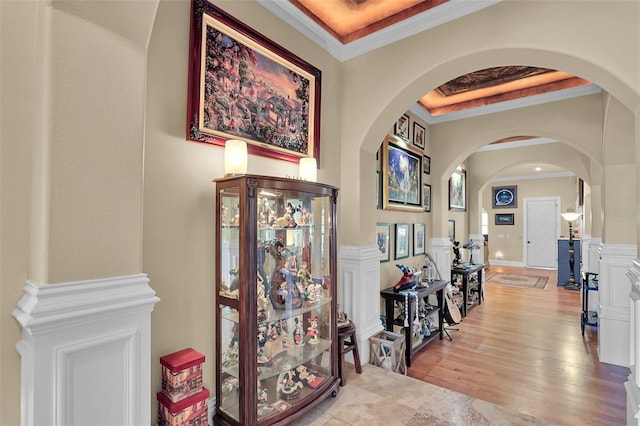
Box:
[406,265,629,426]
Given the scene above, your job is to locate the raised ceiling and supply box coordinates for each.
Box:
[260,0,599,127]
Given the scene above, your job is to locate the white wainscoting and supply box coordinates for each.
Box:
[338,245,384,364]
[626,259,640,425]
[13,274,160,426]
[597,243,635,366]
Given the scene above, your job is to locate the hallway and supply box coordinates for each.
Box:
[407,266,629,425]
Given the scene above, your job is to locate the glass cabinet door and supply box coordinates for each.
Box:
[255,188,333,421]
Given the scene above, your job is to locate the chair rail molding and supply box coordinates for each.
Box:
[597,243,636,367]
[338,244,383,364]
[13,274,160,426]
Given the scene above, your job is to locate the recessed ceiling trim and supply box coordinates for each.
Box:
[257,0,501,61]
[476,137,558,152]
[412,84,602,124]
[492,171,575,182]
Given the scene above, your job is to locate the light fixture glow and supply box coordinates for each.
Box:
[560,210,582,222]
[224,139,247,176]
[535,166,542,171]
[299,157,317,182]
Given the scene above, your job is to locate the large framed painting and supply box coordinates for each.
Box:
[187,0,322,164]
[381,136,422,212]
[492,185,517,208]
[376,223,391,263]
[449,168,466,211]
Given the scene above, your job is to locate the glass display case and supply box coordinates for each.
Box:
[214,174,340,425]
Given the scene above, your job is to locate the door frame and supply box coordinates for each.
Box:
[522,196,560,269]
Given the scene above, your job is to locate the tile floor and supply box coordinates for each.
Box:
[292,364,554,425]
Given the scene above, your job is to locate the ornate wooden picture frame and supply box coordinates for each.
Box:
[187,0,321,164]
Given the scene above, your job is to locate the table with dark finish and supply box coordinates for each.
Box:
[451,263,485,317]
[380,280,447,368]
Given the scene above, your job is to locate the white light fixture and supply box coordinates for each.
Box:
[224,139,247,176]
[560,210,582,222]
[298,157,317,182]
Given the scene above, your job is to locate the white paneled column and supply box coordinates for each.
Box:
[626,259,640,425]
[597,243,635,366]
[338,245,384,364]
[13,274,160,426]
[586,236,602,274]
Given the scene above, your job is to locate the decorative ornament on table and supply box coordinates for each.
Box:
[462,239,481,265]
[393,263,416,292]
[452,241,462,266]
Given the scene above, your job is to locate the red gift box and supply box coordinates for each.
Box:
[157,387,209,426]
[160,348,205,402]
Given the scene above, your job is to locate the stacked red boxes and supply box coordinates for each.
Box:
[157,348,209,426]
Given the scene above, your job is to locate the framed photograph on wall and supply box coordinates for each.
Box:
[449,169,466,211]
[395,223,410,260]
[381,136,422,212]
[394,114,410,141]
[413,223,426,256]
[492,185,517,208]
[376,223,391,263]
[495,213,515,225]
[187,0,321,164]
[376,171,381,209]
[413,122,425,149]
[423,155,431,174]
[448,219,456,242]
[423,184,431,212]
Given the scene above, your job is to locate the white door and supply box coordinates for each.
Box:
[524,197,559,268]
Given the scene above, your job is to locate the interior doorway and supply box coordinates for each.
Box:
[523,197,560,269]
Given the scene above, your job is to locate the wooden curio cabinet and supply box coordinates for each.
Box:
[214,174,340,425]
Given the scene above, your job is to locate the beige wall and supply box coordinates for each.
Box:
[144,0,343,412]
[482,176,578,263]
[2,1,639,425]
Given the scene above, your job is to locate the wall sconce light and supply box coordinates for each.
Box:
[298,157,317,182]
[224,139,247,176]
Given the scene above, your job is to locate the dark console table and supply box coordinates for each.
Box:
[380,280,447,368]
[451,263,485,317]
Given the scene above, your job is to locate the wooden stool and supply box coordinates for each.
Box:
[337,321,362,386]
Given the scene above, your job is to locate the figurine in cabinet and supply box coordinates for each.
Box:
[257,274,269,322]
[292,317,305,346]
[307,316,319,344]
[295,365,324,389]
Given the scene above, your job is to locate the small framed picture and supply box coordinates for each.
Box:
[423,155,431,174]
[448,219,456,242]
[413,122,426,149]
[495,213,515,225]
[376,223,391,263]
[413,223,426,256]
[423,184,431,212]
[492,185,517,208]
[395,223,410,260]
[394,114,410,141]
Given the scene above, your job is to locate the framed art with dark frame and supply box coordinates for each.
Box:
[376,223,391,263]
[413,223,426,256]
[448,219,456,242]
[413,122,425,149]
[492,185,517,208]
[187,0,321,164]
[394,114,410,141]
[423,155,431,174]
[423,184,431,212]
[395,223,410,260]
[449,169,466,211]
[381,136,422,212]
[495,213,515,225]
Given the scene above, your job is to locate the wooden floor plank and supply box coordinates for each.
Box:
[406,265,629,425]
